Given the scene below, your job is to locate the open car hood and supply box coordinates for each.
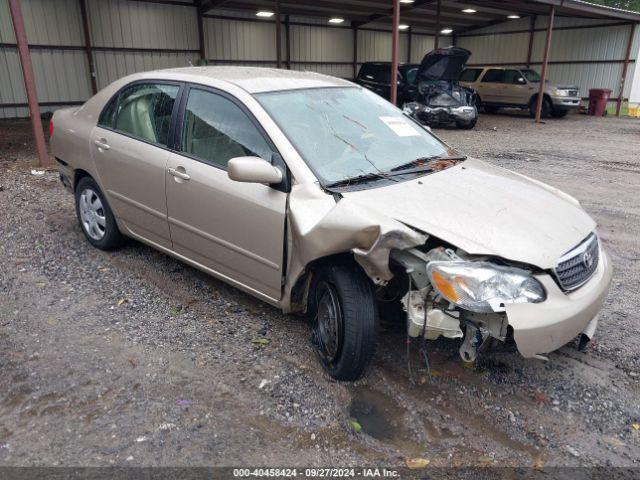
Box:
[340,158,596,270]
[418,47,471,82]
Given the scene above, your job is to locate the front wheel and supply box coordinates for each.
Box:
[310,262,378,381]
[456,116,477,129]
[529,96,552,118]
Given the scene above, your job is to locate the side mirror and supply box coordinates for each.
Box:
[516,77,527,85]
[227,156,283,184]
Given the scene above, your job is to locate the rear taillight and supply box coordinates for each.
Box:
[49,119,54,138]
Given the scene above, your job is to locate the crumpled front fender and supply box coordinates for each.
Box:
[281,183,426,312]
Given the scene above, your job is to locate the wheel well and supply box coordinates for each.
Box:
[73,169,92,191]
[289,253,363,315]
[529,93,551,107]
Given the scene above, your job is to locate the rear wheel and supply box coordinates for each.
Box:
[309,262,378,381]
[75,176,124,250]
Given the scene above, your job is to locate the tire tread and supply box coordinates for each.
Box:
[313,261,378,381]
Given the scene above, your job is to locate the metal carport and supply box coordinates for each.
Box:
[3,0,640,167]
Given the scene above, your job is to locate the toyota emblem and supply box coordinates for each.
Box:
[582,250,594,269]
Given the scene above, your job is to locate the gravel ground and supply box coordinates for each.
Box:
[0,113,639,471]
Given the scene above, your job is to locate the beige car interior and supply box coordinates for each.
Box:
[115,86,175,145]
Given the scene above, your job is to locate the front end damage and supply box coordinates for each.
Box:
[389,244,612,362]
[404,46,478,129]
[403,89,477,128]
[283,181,612,363]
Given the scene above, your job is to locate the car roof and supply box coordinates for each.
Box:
[128,66,355,94]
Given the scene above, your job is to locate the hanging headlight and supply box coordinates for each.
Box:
[427,262,546,313]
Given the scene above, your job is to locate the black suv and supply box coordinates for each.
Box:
[355,62,419,106]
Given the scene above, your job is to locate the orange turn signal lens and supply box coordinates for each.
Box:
[431,271,459,303]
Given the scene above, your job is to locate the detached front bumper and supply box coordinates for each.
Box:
[505,248,613,358]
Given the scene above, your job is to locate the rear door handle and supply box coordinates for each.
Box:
[167,167,190,181]
[94,139,110,151]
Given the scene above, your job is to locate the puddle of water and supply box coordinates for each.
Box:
[373,340,546,467]
[349,388,397,442]
[348,387,424,455]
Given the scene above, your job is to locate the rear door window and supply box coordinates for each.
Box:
[103,83,180,147]
[481,69,505,83]
[460,68,482,82]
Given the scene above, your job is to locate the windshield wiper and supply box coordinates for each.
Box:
[325,154,467,188]
[390,154,466,172]
[325,172,387,189]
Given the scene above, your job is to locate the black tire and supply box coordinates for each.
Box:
[529,96,551,118]
[551,109,569,118]
[75,176,125,250]
[309,261,378,381]
[456,116,477,129]
[483,105,499,114]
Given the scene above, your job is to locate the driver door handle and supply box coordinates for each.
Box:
[167,167,190,181]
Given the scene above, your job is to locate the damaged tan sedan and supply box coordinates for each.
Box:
[51,67,613,380]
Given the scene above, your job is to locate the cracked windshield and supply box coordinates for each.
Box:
[256,87,461,187]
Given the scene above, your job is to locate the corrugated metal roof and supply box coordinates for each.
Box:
[200,0,640,34]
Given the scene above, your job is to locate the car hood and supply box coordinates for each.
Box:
[418,47,471,82]
[340,158,596,270]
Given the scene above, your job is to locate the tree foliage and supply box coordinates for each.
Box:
[586,0,640,12]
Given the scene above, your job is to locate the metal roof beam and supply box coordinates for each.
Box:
[220,0,389,20]
[200,0,231,13]
[352,0,436,28]
[409,3,505,21]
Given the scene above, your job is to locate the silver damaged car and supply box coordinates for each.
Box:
[51,67,613,380]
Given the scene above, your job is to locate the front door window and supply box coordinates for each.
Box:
[180,88,272,168]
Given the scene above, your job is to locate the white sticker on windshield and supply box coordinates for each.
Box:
[380,116,420,137]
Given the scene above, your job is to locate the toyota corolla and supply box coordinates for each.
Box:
[51,67,612,380]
